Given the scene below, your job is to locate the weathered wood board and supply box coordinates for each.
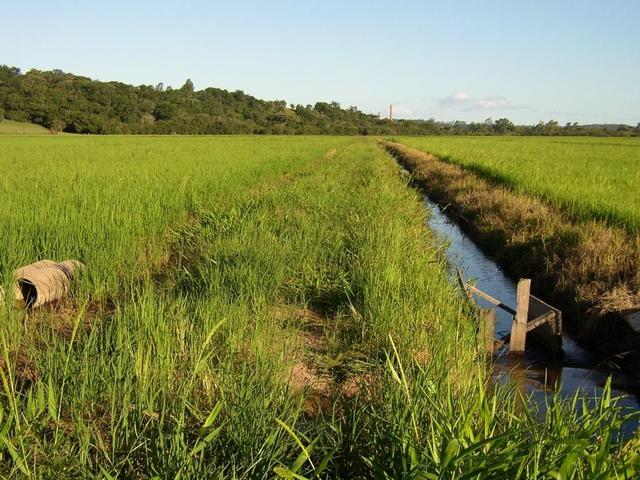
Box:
[527,294,562,355]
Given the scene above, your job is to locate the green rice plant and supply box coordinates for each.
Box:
[394,136,640,232]
[0,136,636,478]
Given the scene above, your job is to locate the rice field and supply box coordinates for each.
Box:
[394,136,640,232]
[0,136,638,478]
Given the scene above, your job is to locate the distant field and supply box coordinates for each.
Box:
[0,119,52,134]
[395,136,640,231]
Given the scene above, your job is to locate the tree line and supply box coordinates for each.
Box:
[1,66,638,136]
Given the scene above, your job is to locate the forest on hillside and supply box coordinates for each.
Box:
[1,66,638,136]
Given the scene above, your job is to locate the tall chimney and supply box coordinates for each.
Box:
[389,104,393,121]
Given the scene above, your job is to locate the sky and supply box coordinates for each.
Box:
[2,0,639,125]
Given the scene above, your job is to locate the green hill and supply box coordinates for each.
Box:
[0,119,52,134]
[0,66,417,135]
[1,65,638,136]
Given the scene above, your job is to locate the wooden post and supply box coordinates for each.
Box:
[479,309,495,353]
[509,279,531,354]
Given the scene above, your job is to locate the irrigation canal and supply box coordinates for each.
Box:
[402,167,640,436]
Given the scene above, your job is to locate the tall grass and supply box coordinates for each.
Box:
[395,136,640,232]
[0,136,637,477]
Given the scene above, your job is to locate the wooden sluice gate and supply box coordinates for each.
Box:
[458,270,563,357]
[623,309,640,371]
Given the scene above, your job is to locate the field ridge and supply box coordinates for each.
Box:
[395,136,640,232]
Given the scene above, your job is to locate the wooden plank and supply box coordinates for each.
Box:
[509,279,530,354]
[529,295,562,335]
[528,294,563,354]
[526,310,556,332]
[478,309,495,353]
[493,333,510,350]
[466,284,517,315]
[624,310,640,334]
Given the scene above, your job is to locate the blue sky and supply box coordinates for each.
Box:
[2,0,639,124]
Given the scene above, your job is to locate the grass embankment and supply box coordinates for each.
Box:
[384,140,640,360]
[395,136,640,232]
[0,120,52,135]
[0,136,637,477]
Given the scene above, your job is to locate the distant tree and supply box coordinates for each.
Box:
[141,113,155,125]
[452,120,467,134]
[153,102,177,121]
[544,120,559,135]
[422,118,442,134]
[493,118,515,134]
[180,79,194,94]
[0,64,634,136]
[48,117,66,132]
[0,65,21,81]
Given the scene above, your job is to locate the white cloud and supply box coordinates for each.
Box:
[390,105,415,117]
[438,92,525,111]
[449,92,472,102]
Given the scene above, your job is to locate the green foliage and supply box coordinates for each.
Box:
[493,117,515,134]
[0,66,406,135]
[2,65,635,137]
[443,118,638,137]
[153,101,178,121]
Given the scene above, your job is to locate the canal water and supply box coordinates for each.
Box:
[403,168,639,435]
